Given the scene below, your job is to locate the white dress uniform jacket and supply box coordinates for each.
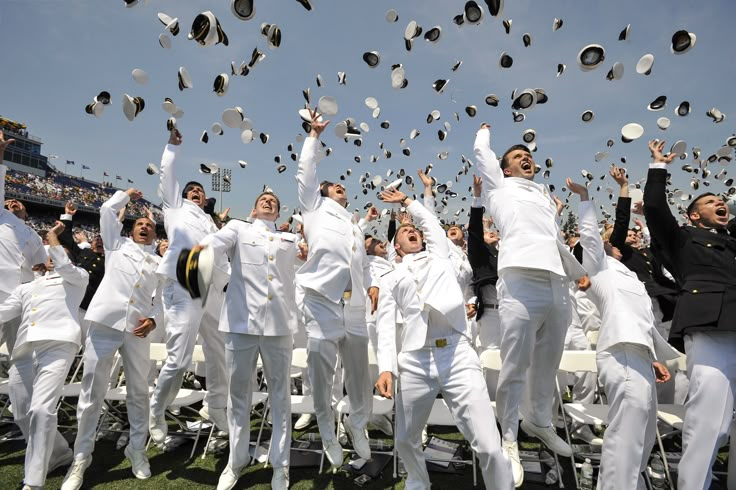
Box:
[84,191,162,332]
[376,200,468,375]
[0,164,47,296]
[578,200,679,359]
[155,144,229,285]
[296,137,366,307]
[473,129,585,280]
[202,218,300,336]
[0,246,88,357]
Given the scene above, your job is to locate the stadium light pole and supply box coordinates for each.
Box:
[211,168,232,213]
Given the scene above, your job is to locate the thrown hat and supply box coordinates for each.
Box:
[432,79,449,94]
[671,30,696,55]
[425,26,442,42]
[157,12,180,35]
[465,105,477,117]
[636,54,654,75]
[647,95,667,111]
[85,101,104,118]
[656,117,671,130]
[95,91,111,105]
[485,94,499,106]
[222,107,244,128]
[606,61,624,80]
[199,163,219,174]
[318,96,338,116]
[618,24,631,41]
[178,67,193,91]
[122,94,145,121]
[213,73,229,96]
[484,0,503,16]
[363,51,380,68]
[146,163,159,175]
[552,18,563,31]
[176,247,216,302]
[523,33,532,47]
[391,64,407,89]
[159,33,172,49]
[512,89,537,110]
[670,140,687,157]
[577,44,605,71]
[188,11,229,47]
[522,129,536,143]
[386,9,398,22]
[260,23,282,49]
[581,110,595,122]
[231,0,255,21]
[499,52,513,68]
[621,122,644,142]
[706,107,726,123]
[675,101,691,117]
[464,1,483,25]
[502,19,512,34]
[132,68,149,84]
[162,97,177,114]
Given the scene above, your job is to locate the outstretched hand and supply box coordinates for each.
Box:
[168,128,183,146]
[565,178,589,200]
[418,168,433,189]
[308,107,330,138]
[380,187,407,204]
[0,130,16,155]
[648,140,675,164]
[365,206,379,222]
[472,174,482,198]
[609,165,628,187]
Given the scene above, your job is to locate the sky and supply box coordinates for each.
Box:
[1,0,735,232]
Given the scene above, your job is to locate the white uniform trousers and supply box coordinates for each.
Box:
[476,307,501,402]
[496,268,571,441]
[596,343,656,490]
[225,333,292,470]
[73,322,152,459]
[151,279,227,416]
[395,336,514,490]
[650,300,688,405]
[300,288,372,443]
[8,340,77,487]
[678,331,736,490]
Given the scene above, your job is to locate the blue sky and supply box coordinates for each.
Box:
[1,0,734,230]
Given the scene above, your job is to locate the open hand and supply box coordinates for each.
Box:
[648,140,675,164]
[565,178,589,200]
[308,107,330,138]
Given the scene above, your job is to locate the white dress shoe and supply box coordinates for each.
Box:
[323,440,344,472]
[502,440,524,488]
[217,465,241,490]
[520,419,573,457]
[271,466,290,490]
[294,413,314,430]
[344,417,372,460]
[124,445,151,479]
[60,456,92,490]
[149,409,168,444]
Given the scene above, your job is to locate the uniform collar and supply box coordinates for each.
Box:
[252,218,276,232]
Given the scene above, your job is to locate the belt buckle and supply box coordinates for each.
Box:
[434,338,448,348]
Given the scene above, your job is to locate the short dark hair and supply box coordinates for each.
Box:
[686,192,717,217]
[500,144,532,172]
[319,180,334,197]
[254,191,281,211]
[182,181,205,198]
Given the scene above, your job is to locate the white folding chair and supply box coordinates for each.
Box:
[147,342,207,458]
[655,352,687,486]
[288,348,326,469]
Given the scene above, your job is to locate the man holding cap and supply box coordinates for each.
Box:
[149,129,229,443]
[199,190,299,490]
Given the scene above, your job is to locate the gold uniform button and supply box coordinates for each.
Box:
[352,245,356,252]
[129,299,135,304]
[32,307,37,312]
[267,294,273,300]
[692,289,698,294]
[268,275,273,281]
[269,236,274,241]
[706,243,712,248]
[269,255,274,261]
[31,322,36,326]
[135,284,141,288]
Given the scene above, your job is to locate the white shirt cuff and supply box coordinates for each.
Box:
[471,196,483,208]
[60,214,73,221]
[649,162,667,169]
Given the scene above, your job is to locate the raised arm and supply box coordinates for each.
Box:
[100,190,137,251]
[567,178,606,275]
[642,140,683,259]
[47,222,89,288]
[467,175,490,272]
[297,108,329,212]
[418,169,436,213]
[608,166,631,254]
[157,129,183,210]
[473,125,505,202]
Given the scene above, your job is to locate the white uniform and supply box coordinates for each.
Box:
[0,245,88,488]
[151,144,229,419]
[71,190,163,461]
[201,218,299,473]
[577,200,679,489]
[474,128,586,442]
[296,136,372,445]
[0,163,47,352]
[376,200,513,490]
